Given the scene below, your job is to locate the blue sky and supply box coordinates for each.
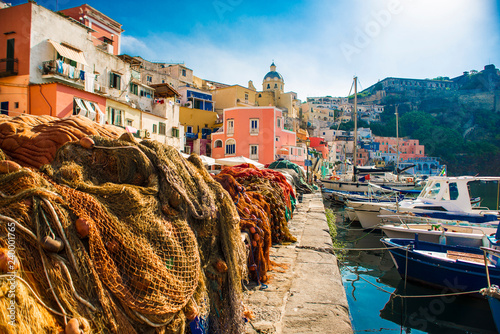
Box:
[11,0,500,99]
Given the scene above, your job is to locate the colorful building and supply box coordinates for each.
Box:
[211,106,304,166]
[59,4,124,56]
[255,63,300,131]
[0,2,184,150]
[211,84,256,115]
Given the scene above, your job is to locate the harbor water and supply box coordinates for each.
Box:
[330,206,498,334]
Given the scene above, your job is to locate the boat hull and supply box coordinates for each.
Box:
[321,179,416,193]
[380,224,492,248]
[488,296,500,333]
[381,238,500,292]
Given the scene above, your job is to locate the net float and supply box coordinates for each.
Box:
[79,136,95,149]
[41,235,64,253]
[75,218,89,238]
[0,160,21,174]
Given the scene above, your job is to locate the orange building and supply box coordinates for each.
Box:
[29,83,105,121]
[211,106,305,166]
[60,4,124,56]
[0,3,31,116]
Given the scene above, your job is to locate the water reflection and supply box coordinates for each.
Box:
[331,205,497,334]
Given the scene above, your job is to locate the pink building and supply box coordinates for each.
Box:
[308,137,329,160]
[212,107,305,166]
[374,136,425,161]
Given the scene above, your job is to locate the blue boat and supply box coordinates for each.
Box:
[381,236,500,292]
[481,247,500,333]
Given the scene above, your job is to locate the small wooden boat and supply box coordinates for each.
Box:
[380,223,497,247]
[381,236,500,292]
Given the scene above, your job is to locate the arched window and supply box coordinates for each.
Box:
[266,84,270,89]
[214,139,223,148]
[225,139,236,155]
[274,83,278,88]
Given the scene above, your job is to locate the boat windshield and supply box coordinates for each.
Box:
[422,182,442,200]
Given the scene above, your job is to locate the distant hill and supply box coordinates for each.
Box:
[352,65,500,175]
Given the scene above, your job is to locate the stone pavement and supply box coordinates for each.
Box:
[244,192,353,334]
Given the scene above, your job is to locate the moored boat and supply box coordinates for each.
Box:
[381,236,500,292]
[380,223,496,247]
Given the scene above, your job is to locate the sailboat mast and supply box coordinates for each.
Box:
[352,77,358,182]
[395,105,399,181]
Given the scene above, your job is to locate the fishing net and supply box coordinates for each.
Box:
[213,164,298,283]
[268,159,314,194]
[0,117,246,334]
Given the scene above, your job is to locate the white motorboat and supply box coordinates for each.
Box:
[379,176,500,223]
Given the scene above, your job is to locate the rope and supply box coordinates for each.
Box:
[340,261,481,299]
[0,274,69,318]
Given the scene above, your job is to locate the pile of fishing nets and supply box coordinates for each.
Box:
[0,115,247,334]
[267,159,314,194]
[213,164,297,284]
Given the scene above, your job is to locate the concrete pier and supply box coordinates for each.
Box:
[244,192,352,334]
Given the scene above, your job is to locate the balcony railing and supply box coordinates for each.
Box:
[250,128,259,135]
[249,154,259,160]
[41,60,85,84]
[0,58,18,77]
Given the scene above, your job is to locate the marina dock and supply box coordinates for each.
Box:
[245,192,352,334]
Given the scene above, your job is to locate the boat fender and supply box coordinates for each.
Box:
[407,177,414,183]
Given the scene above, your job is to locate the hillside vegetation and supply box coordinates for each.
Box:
[352,71,500,175]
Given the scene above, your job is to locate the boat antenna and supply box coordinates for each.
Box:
[352,76,358,182]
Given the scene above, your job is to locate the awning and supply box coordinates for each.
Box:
[48,39,88,66]
[74,98,88,116]
[82,100,96,121]
[93,103,105,125]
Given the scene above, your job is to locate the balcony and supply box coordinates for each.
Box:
[0,58,18,77]
[41,60,84,87]
[249,154,259,160]
[250,128,259,135]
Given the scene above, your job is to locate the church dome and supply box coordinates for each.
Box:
[263,62,283,81]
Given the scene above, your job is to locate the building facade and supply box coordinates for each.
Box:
[211,106,304,166]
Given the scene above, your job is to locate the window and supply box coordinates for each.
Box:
[449,182,459,200]
[249,145,258,159]
[182,69,186,76]
[109,72,121,89]
[275,136,280,142]
[250,118,259,134]
[159,122,166,135]
[227,119,234,135]
[245,93,249,103]
[6,39,14,72]
[214,140,223,148]
[184,145,191,154]
[187,126,193,133]
[171,127,179,137]
[225,139,236,155]
[274,83,278,88]
[108,107,123,126]
[126,119,133,126]
[266,84,270,89]
[14,102,19,109]
[153,124,158,133]
[277,118,281,128]
[130,83,138,95]
[140,88,153,98]
[146,75,152,83]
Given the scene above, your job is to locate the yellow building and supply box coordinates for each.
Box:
[179,106,218,155]
[255,62,300,131]
[211,84,256,116]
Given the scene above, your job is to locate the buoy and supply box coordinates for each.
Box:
[79,137,95,149]
[41,236,64,253]
[0,160,21,174]
[75,218,90,238]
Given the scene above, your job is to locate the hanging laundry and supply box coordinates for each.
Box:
[69,65,75,79]
[56,59,64,74]
[63,63,70,76]
[80,70,85,81]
